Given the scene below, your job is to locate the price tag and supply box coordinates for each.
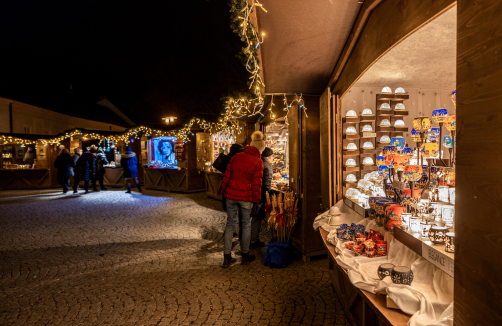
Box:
[362,132,376,138]
[422,242,454,277]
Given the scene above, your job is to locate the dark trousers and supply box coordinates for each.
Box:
[73,179,90,192]
[58,176,70,192]
[92,178,105,189]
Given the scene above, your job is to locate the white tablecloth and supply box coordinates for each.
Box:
[315,200,453,326]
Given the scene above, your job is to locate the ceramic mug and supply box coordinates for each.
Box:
[345,241,355,250]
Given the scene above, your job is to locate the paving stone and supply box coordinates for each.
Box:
[0,189,348,325]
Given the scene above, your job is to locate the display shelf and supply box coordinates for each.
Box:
[361,165,378,171]
[342,181,358,188]
[376,94,410,101]
[359,132,377,139]
[360,149,378,154]
[342,117,360,124]
[376,126,395,132]
[343,134,360,140]
[376,111,394,116]
[343,166,360,172]
[393,127,409,132]
[342,150,360,156]
[393,110,409,116]
[360,115,376,122]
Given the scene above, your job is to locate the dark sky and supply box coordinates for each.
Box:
[0,0,250,128]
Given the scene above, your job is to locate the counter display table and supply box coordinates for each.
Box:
[143,167,205,193]
[0,168,51,189]
[204,171,223,200]
[103,167,125,188]
[319,228,410,326]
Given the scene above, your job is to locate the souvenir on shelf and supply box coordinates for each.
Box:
[413,117,432,132]
[402,147,414,157]
[428,128,440,141]
[345,158,357,167]
[346,126,357,135]
[451,90,456,109]
[380,103,391,110]
[376,155,385,166]
[346,110,358,118]
[346,143,358,151]
[380,119,391,126]
[362,108,373,116]
[383,145,397,155]
[432,108,448,123]
[395,103,405,110]
[403,165,423,181]
[381,86,392,94]
[411,128,421,142]
[394,120,405,127]
[445,233,455,253]
[384,154,395,168]
[402,188,421,199]
[390,136,405,150]
[345,174,357,183]
[393,155,410,171]
[395,87,406,94]
[362,125,373,132]
[445,115,456,131]
[428,226,449,245]
[420,143,439,158]
[379,135,391,144]
[443,135,453,148]
[362,142,374,149]
[362,157,374,166]
[378,165,389,178]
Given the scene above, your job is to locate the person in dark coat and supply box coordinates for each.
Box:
[250,147,274,249]
[23,145,36,166]
[93,148,109,191]
[120,146,141,193]
[54,148,75,193]
[220,131,265,267]
[73,146,97,194]
[217,144,243,174]
[73,147,82,165]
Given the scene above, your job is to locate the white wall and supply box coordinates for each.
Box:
[0,97,126,135]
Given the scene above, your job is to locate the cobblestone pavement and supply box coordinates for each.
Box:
[0,189,348,326]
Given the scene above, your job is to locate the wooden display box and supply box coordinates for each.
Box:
[342,117,360,124]
[360,115,376,122]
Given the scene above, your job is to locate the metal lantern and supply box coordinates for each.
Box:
[413,117,432,132]
[428,226,449,244]
[402,188,421,199]
[432,108,448,123]
[390,136,406,150]
[403,165,423,181]
[445,232,455,253]
[443,135,453,148]
[411,128,421,142]
[445,115,456,131]
[402,147,414,157]
[384,154,395,168]
[378,165,389,178]
[420,143,439,158]
[450,90,456,109]
[393,155,410,171]
[376,155,385,166]
[428,128,440,141]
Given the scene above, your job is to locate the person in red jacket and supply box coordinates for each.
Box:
[220,131,265,267]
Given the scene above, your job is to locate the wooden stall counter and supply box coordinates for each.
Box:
[204,171,223,200]
[143,167,204,193]
[319,228,410,326]
[0,168,51,189]
[103,167,126,188]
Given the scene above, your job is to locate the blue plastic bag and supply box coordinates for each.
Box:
[263,238,293,268]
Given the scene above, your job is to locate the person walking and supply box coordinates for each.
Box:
[250,147,274,249]
[54,148,75,193]
[220,131,265,267]
[121,146,141,193]
[93,148,109,190]
[72,147,82,165]
[73,146,97,194]
[23,146,36,166]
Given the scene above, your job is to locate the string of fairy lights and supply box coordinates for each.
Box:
[0,1,307,148]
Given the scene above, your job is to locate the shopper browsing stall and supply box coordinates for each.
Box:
[94,148,109,190]
[54,148,75,193]
[73,145,97,194]
[220,131,265,267]
[121,146,141,194]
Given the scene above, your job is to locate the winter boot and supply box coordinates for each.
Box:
[125,185,132,194]
[137,185,142,192]
[241,253,256,266]
[222,254,237,268]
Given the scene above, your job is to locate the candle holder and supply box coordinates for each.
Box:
[420,221,432,238]
[445,232,455,253]
[441,204,455,225]
[410,216,421,234]
[378,263,395,280]
[391,266,414,285]
[428,226,449,244]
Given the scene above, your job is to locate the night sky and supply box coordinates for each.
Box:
[0,0,250,127]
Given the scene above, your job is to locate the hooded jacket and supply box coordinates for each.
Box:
[96,151,109,176]
[120,152,138,178]
[220,146,263,203]
[260,155,273,203]
[74,153,96,181]
[216,144,243,174]
[54,152,75,177]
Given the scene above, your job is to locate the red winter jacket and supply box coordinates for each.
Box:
[220,146,264,203]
